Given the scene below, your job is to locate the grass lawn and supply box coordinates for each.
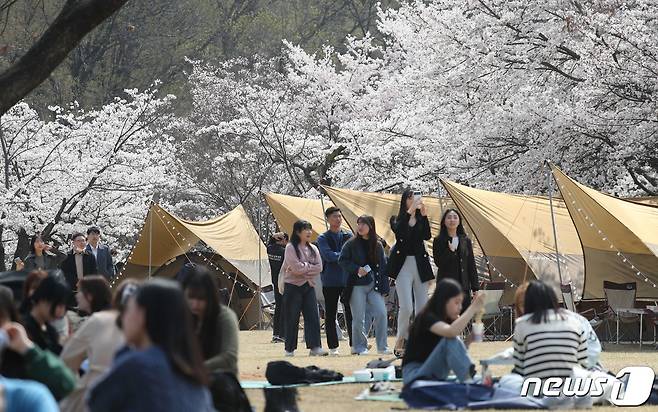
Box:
[238,330,658,411]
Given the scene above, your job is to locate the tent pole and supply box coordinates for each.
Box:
[438,184,444,216]
[546,162,564,286]
[319,194,329,230]
[148,202,153,278]
[257,197,263,330]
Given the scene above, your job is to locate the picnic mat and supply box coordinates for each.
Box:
[356,393,402,402]
[355,382,403,402]
[241,376,402,389]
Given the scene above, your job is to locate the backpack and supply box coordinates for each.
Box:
[208,371,252,412]
[265,361,343,385]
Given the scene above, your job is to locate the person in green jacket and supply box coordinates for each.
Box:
[182,266,239,376]
[4,322,76,400]
[0,285,75,401]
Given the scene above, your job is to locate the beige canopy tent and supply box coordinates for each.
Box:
[264,192,350,240]
[266,180,658,303]
[117,203,271,329]
[440,179,585,302]
[321,186,424,247]
[632,197,658,207]
[319,186,490,281]
[552,166,658,298]
[320,186,483,254]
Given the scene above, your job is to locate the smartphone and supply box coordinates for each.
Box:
[363,264,372,273]
[413,190,422,201]
[13,257,21,263]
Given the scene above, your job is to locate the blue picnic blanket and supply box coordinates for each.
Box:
[401,380,545,410]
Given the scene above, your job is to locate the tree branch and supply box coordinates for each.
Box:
[0,0,129,115]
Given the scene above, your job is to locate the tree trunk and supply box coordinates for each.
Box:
[12,228,30,270]
[0,0,130,116]
[0,225,5,272]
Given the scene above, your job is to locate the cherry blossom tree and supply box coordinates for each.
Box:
[180,0,658,202]
[0,87,176,269]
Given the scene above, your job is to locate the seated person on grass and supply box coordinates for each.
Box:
[402,278,485,385]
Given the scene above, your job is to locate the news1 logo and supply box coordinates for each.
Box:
[521,367,655,407]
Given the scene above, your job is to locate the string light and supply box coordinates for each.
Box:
[150,207,257,293]
[556,178,658,289]
[113,204,260,293]
[482,256,518,288]
[459,226,518,289]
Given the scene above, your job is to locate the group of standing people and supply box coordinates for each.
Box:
[268,189,480,358]
[17,227,116,303]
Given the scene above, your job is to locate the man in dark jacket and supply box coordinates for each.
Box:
[267,232,288,343]
[316,207,353,356]
[85,226,115,280]
[59,232,97,306]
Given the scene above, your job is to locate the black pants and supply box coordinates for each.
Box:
[322,286,354,350]
[272,276,285,339]
[284,282,322,353]
[341,287,355,347]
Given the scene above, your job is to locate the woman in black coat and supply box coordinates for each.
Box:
[432,209,479,311]
[388,190,434,357]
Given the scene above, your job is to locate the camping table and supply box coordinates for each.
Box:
[615,308,653,350]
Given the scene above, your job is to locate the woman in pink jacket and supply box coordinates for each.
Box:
[280,220,327,357]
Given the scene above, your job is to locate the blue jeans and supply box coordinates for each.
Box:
[402,337,473,385]
[350,282,387,352]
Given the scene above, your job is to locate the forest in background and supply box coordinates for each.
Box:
[0,0,396,113]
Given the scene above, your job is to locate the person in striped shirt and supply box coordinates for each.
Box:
[512,280,588,380]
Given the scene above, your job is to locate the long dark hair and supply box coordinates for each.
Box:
[524,280,563,324]
[355,215,380,264]
[79,275,112,313]
[29,233,44,255]
[134,278,207,385]
[290,220,316,259]
[182,265,222,359]
[391,189,415,230]
[0,285,18,323]
[409,278,463,342]
[437,208,466,245]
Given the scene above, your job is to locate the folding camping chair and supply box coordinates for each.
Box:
[480,281,506,340]
[560,283,601,329]
[601,281,639,344]
[260,286,276,329]
[387,282,399,336]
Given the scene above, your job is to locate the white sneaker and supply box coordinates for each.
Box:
[377,348,393,355]
[351,348,369,355]
[309,347,328,356]
[328,348,340,356]
[285,351,295,357]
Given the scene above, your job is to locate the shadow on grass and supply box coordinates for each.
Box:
[601,342,658,353]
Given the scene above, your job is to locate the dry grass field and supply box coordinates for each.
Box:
[238,330,658,411]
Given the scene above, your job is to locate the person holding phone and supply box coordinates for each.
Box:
[339,215,390,355]
[432,209,479,311]
[388,189,434,358]
[17,233,66,272]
